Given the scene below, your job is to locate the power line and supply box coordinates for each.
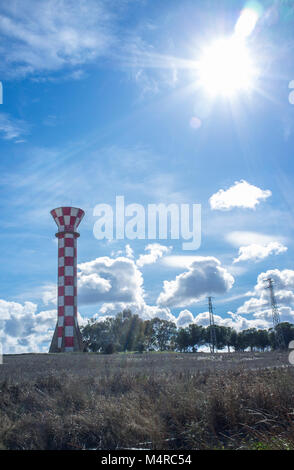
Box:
[208,296,217,353]
[264,278,286,350]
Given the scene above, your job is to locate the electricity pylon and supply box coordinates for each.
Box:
[265,278,286,350]
[208,296,217,353]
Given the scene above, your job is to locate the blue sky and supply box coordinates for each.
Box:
[0,0,294,353]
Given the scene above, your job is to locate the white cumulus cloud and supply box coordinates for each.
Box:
[225,231,285,248]
[209,180,271,210]
[78,256,144,306]
[194,311,271,331]
[176,309,195,327]
[233,242,287,263]
[96,301,176,323]
[0,298,88,353]
[236,269,294,323]
[136,243,171,267]
[125,244,134,259]
[0,299,56,353]
[157,257,234,308]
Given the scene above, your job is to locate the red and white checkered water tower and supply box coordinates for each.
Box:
[49,207,85,353]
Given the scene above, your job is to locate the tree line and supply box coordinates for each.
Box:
[81,309,294,353]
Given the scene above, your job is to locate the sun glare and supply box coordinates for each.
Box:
[234,7,260,38]
[198,36,257,97]
[197,3,263,97]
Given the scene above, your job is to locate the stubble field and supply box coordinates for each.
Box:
[0,351,293,450]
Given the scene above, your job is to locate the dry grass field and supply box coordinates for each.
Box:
[0,351,293,450]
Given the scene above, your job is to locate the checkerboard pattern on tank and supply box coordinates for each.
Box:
[50,206,84,234]
[49,207,85,353]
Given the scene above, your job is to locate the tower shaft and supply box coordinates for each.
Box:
[49,207,85,353]
[56,231,78,351]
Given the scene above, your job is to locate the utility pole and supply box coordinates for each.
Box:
[208,296,217,353]
[265,278,285,350]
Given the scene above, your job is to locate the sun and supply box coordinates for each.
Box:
[197,36,257,97]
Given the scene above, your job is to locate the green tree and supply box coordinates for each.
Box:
[235,331,248,351]
[215,325,229,350]
[220,327,235,352]
[229,329,239,351]
[188,324,205,352]
[277,322,294,348]
[142,319,156,351]
[242,328,259,352]
[118,311,144,352]
[82,310,294,355]
[149,318,177,351]
[176,328,190,352]
[256,329,270,351]
[81,318,114,352]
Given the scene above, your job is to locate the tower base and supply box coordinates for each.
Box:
[49,322,85,353]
